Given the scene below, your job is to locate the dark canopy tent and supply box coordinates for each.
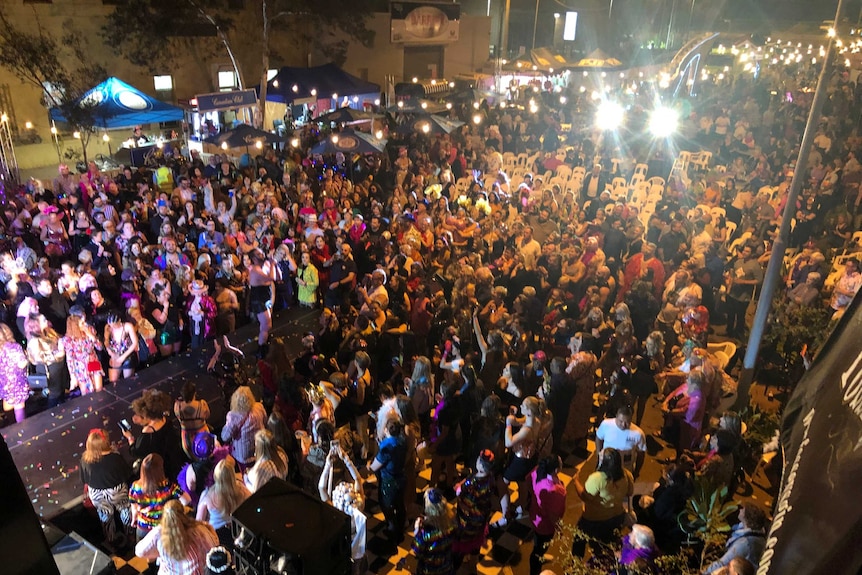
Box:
[49,77,184,128]
[261,64,380,105]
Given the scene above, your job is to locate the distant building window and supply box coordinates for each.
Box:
[267,69,278,81]
[218,70,238,91]
[153,75,173,91]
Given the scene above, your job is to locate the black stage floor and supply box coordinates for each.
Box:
[1,307,319,519]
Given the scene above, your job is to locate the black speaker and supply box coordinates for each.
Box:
[232,479,351,575]
[0,435,61,575]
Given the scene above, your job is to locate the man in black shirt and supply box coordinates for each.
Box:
[325,243,357,311]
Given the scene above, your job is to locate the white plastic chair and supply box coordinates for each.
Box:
[555,165,572,181]
[573,166,587,180]
[724,221,737,239]
[633,163,649,178]
[647,176,666,188]
[710,207,726,220]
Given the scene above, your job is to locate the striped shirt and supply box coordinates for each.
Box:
[135,522,218,575]
[129,480,183,531]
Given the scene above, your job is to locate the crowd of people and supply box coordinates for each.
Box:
[6,60,862,574]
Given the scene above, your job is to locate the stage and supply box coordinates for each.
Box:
[1,307,319,520]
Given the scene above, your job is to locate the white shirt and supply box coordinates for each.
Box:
[519,238,541,270]
[596,419,646,453]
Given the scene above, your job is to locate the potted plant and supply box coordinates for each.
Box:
[677,478,739,572]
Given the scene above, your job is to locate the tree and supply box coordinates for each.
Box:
[103,0,378,128]
[101,0,242,86]
[0,7,107,163]
[254,0,377,129]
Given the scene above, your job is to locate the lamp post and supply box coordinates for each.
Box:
[532,0,540,50]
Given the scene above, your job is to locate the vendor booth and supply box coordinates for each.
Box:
[49,77,185,166]
[259,64,380,129]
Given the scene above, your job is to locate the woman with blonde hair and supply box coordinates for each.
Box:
[80,429,133,546]
[413,488,456,575]
[220,386,267,470]
[136,499,218,574]
[494,395,544,529]
[0,322,30,422]
[197,455,251,544]
[62,311,103,394]
[244,429,288,492]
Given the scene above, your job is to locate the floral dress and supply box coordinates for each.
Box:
[0,340,29,405]
[61,335,102,394]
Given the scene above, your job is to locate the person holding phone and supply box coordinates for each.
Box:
[319,442,367,575]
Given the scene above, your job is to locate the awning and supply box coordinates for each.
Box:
[530,48,573,71]
[572,49,623,69]
[261,64,380,105]
[49,77,184,128]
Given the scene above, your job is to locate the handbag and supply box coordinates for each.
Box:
[87,358,102,372]
[27,365,48,390]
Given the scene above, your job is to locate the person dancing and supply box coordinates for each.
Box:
[248,248,275,359]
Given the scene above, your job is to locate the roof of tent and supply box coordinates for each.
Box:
[49,77,184,128]
[262,64,380,104]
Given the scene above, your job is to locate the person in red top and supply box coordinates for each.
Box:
[529,455,567,575]
[618,242,666,303]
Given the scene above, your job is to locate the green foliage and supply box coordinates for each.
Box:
[762,296,833,359]
[677,478,739,570]
[739,402,781,447]
[102,0,377,73]
[101,0,230,73]
[551,521,699,575]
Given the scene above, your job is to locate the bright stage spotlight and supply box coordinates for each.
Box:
[595,101,625,131]
[648,106,679,138]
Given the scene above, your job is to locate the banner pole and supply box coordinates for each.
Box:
[734,0,847,410]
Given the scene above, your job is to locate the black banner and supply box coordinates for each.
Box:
[760,294,862,574]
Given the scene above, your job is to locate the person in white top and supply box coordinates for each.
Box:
[595,406,646,478]
[518,226,542,271]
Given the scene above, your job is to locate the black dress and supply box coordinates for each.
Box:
[129,421,187,480]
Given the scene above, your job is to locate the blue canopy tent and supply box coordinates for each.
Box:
[261,64,380,107]
[49,77,184,128]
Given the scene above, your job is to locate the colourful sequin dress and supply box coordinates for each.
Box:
[413,521,455,575]
[452,473,493,555]
[61,335,101,394]
[0,340,28,405]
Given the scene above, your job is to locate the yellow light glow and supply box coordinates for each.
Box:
[73,131,81,139]
[273,80,279,88]
[255,140,263,149]
[472,114,482,124]
[310,88,317,96]
[421,124,430,133]
[24,121,33,130]
[331,135,339,144]
[221,142,228,149]
[375,131,383,139]
[290,138,300,148]
[102,133,109,142]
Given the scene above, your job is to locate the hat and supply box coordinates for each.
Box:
[192,431,216,460]
[205,546,234,575]
[190,280,207,295]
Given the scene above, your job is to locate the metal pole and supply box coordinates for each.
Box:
[501,0,511,60]
[532,0,540,50]
[733,0,847,410]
